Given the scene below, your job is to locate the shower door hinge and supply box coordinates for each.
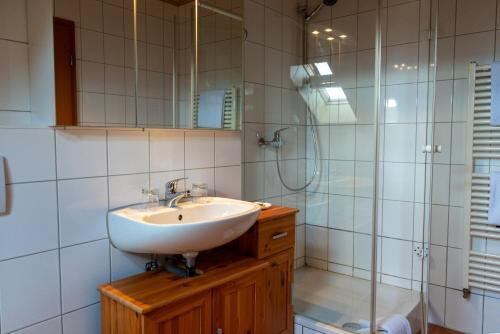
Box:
[414,245,429,259]
[421,144,442,154]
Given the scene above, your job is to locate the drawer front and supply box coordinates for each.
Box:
[258,215,295,258]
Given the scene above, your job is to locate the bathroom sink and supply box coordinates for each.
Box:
[107,197,261,255]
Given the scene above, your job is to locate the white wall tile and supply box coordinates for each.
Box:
[431,164,450,205]
[0,251,61,333]
[381,237,413,279]
[110,245,150,281]
[108,130,149,175]
[445,289,483,334]
[81,61,105,93]
[429,245,446,286]
[328,229,353,266]
[430,204,449,246]
[329,194,354,231]
[185,131,215,169]
[385,83,418,124]
[11,317,62,334]
[454,31,495,79]
[384,124,416,163]
[0,0,27,42]
[306,192,329,227]
[448,206,464,248]
[446,247,463,290]
[150,130,185,172]
[483,296,500,333]
[244,83,265,123]
[330,125,355,160]
[215,166,241,199]
[382,200,413,240]
[383,162,415,201]
[80,0,103,31]
[386,43,419,85]
[58,177,108,247]
[0,40,30,111]
[455,0,496,35]
[62,303,101,334]
[387,1,419,46]
[264,160,282,198]
[244,162,264,200]
[451,123,466,165]
[0,182,58,261]
[329,160,355,196]
[0,129,56,183]
[108,173,149,209]
[244,0,265,44]
[56,129,107,179]
[103,3,124,36]
[104,34,125,66]
[215,132,241,167]
[60,239,110,313]
[306,225,328,260]
[81,30,104,62]
[428,284,445,326]
[185,168,215,196]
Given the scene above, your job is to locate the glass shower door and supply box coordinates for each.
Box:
[373,0,438,334]
[292,0,380,332]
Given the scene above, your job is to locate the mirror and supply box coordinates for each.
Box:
[193,2,243,130]
[0,0,242,130]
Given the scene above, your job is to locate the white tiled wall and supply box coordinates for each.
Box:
[54,0,181,127]
[0,0,30,124]
[297,0,500,333]
[239,0,500,333]
[242,0,307,268]
[427,0,500,333]
[0,127,241,333]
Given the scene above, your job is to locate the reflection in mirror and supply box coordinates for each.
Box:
[193,1,242,130]
[134,1,194,128]
[0,0,242,130]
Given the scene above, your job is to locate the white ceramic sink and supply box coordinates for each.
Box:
[108,197,261,255]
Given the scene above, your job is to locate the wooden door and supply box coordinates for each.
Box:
[264,250,294,334]
[143,291,212,334]
[212,270,266,334]
[53,17,77,126]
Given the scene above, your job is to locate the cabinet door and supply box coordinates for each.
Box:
[265,250,294,334]
[213,270,266,334]
[143,291,212,334]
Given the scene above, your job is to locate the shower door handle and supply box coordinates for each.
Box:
[421,144,442,153]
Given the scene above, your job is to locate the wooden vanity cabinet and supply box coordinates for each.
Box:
[99,206,297,334]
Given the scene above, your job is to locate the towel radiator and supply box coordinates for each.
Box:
[463,62,500,297]
[192,87,240,129]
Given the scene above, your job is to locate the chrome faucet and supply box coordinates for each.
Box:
[165,178,191,208]
[257,127,289,148]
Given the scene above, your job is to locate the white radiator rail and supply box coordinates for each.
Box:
[463,63,500,297]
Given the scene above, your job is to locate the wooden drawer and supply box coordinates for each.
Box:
[225,206,297,259]
[258,215,295,258]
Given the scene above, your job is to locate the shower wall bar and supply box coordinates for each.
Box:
[463,63,500,297]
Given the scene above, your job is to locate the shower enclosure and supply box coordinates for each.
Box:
[250,0,439,333]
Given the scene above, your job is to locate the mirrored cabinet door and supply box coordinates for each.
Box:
[0,0,242,131]
[194,1,242,130]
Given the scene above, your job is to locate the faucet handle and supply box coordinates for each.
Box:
[166,177,188,194]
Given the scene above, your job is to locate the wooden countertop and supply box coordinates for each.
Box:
[99,250,270,314]
[257,205,298,223]
[99,205,298,315]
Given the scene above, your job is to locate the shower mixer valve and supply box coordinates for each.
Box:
[257,127,289,149]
